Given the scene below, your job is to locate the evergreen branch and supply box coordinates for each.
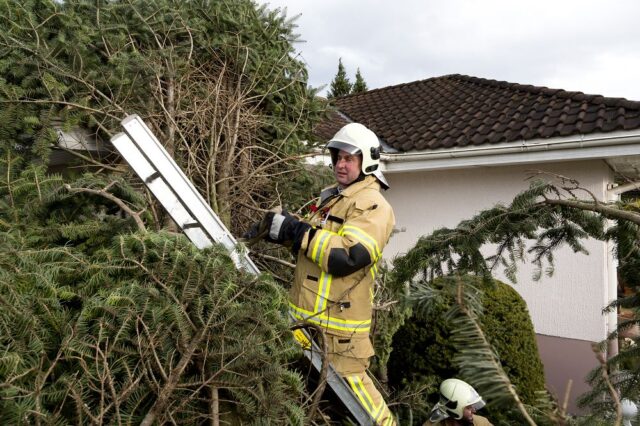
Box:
[250,251,295,268]
[452,278,537,426]
[3,34,126,114]
[136,315,168,381]
[543,198,640,226]
[290,321,329,422]
[124,255,196,332]
[64,184,146,231]
[0,99,120,120]
[139,294,241,426]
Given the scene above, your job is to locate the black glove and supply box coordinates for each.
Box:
[243,210,311,254]
[242,220,264,241]
[266,211,312,253]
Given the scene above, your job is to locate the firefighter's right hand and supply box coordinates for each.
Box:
[241,220,264,244]
[241,210,291,245]
[242,209,310,251]
[263,211,293,244]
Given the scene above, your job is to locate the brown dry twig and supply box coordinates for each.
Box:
[64,183,147,231]
[591,343,622,426]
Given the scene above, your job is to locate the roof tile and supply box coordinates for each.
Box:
[316,74,640,152]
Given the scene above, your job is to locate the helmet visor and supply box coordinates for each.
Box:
[428,402,449,422]
[471,399,485,411]
[467,386,485,411]
[326,140,361,155]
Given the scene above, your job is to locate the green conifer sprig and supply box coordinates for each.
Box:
[391,180,611,287]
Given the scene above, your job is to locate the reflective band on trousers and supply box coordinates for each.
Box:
[289,303,370,333]
[346,375,394,425]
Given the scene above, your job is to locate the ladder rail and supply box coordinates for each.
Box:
[111,114,374,425]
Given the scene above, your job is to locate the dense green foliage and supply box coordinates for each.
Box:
[0,164,307,424]
[0,0,326,233]
[0,1,330,423]
[327,59,369,98]
[388,276,545,424]
[4,1,639,424]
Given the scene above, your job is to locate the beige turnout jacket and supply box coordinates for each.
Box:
[289,175,395,338]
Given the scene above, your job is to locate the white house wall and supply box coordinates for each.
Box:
[383,159,614,342]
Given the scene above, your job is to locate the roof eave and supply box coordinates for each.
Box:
[380,130,640,173]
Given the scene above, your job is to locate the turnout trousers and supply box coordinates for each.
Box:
[327,334,396,426]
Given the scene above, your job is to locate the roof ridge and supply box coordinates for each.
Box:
[444,74,640,109]
[333,74,461,99]
[334,74,640,109]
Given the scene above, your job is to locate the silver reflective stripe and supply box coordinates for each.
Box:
[314,272,332,312]
[269,213,285,240]
[289,305,371,333]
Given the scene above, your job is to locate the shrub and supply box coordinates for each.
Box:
[387,275,546,424]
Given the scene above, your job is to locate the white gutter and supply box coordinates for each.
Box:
[380,130,640,173]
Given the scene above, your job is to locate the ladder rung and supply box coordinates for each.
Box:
[145,170,161,184]
[182,222,201,229]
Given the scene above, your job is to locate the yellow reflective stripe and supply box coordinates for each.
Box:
[290,303,371,325]
[370,261,378,279]
[289,303,370,332]
[375,403,388,423]
[311,229,334,266]
[383,412,394,426]
[290,312,370,333]
[340,225,381,260]
[292,329,311,349]
[347,376,385,422]
[347,376,376,417]
[313,271,332,313]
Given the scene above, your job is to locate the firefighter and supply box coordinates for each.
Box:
[425,379,493,426]
[249,123,396,425]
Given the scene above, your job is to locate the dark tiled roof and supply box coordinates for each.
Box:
[315,74,640,152]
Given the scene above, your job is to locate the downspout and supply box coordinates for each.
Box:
[606,186,620,359]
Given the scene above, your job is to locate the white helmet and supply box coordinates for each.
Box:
[429,378,486,422]
[327,123,389,189]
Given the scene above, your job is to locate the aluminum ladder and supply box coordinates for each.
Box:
[111,114,374,425]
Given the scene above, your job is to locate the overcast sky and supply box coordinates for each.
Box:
[257,0,640,101]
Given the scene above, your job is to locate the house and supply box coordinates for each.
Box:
[316,74,640,413]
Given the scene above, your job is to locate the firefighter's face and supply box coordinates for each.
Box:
[460,405,476,424]
[333,150,362,188]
